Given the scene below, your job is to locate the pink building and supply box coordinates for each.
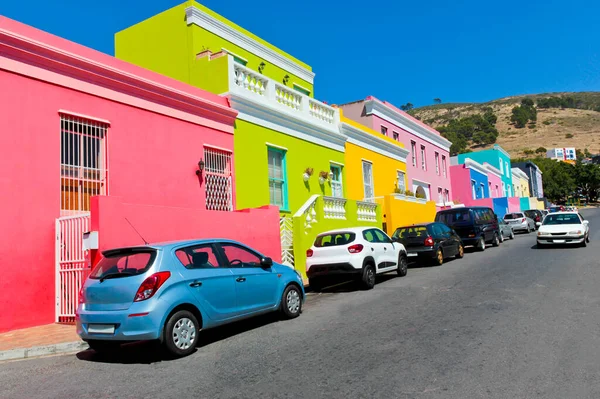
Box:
[0,17,280,333]
[340,97,453,206]
[484,163,503,198]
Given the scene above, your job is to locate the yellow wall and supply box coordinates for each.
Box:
[382,195,437,235]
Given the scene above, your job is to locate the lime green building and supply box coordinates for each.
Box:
[115,1,381,275]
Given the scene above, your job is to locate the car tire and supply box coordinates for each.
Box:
[280,284,302,319]
[163,310,199,357]
[492,233,500,247]
[87,340,121,354]
[510,230,515,240]
[433,248,444,266]
[397,254,408,277]
[455,244,464,259]
[308,277,323,293]
[499,232,505,243]
[478,237,486,251]
[361,264,376,290]
[586,234,590,243]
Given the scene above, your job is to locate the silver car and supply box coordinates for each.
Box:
[503,212,535,233]
[498,218,515,241]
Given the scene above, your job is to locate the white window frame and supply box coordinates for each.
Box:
[420,145,427,171]
[381,125,388,136]
[330,163,343,198]
[435,152,440,175]
[499,159,504,175]
[471,180,476,200]
[362,160,375,202]
[392,131,399,141]
[396,170,406,193]
[480,183,485,198]
[437,187,443,203]
[444,189,450,203]
[442,155,447,178]
[411,141,417,167]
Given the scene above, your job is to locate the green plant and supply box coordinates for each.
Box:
[566,133,574,139]
[415,191,427,199]
[394,187,405,194]
[523,149,534,155]
[405,190,415,197]
[543,120,552,125]
[535,147,547,154]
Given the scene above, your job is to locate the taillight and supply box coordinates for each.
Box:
[134,272,171,302]
[306,249,313,257]
[348,244,364,253]
[522,218,526,223]
[424,236,435,247]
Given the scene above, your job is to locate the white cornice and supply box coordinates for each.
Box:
[363,99,451,152]
[493,144,511,158]
[340,122,409,163]
[185,6,315,84]
[511,167,529,180]
[464,158,488,176]
[227,92,346,152]
[483,162,502,178]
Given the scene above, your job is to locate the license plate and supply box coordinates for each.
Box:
[88,324,115,334]
[407,253,418,257]
[553,239,565,243]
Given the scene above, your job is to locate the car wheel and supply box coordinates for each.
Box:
[87,340,121,354]
[510,230,515,240]
[492,233,500,247]
[164,310,199,357]
[499,232,505,243]
[456,244,464,259]
[308,277,322,293]
[586,234,590,243]
[397,254,408,277]
[280,284,302,319]
[361,264,376,290]
[433,248,444,266]
[581,239,587,248]
[478,237,486,251]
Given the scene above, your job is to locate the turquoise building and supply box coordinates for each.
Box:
[457,145,514,198]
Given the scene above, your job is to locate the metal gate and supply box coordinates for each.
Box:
[55,213,91,323]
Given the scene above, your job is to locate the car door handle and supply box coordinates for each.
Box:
[384,247,387,251]
[371,247,374,251]
[189,281,202,288]
[236,277,246,283]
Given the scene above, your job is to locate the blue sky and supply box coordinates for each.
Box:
[1,0,599,107]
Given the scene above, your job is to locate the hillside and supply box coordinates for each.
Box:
[411,92,600,158]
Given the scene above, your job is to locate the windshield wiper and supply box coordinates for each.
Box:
[99,272,135,283]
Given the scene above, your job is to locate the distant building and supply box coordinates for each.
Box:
[512,161,544,199]
[546,147,576,162]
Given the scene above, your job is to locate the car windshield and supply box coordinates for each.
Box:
[437,209,471,225]
[314,232,356,247]
[543,214,581,225]
[89,249,157,280]
[393,226,428,239]
[504,213,523,220]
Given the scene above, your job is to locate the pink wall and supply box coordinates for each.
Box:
[450,165,472,205]
[508,197,521,213]
[91,196,281,262]
[487,173,502,198]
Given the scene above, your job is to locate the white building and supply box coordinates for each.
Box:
[546,147,576,161]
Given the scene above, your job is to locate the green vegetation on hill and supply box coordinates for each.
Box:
[438,107,499,155]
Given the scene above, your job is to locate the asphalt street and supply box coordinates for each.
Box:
[2,209,600,399]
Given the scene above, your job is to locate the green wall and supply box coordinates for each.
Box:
[115,1,314,96]
[234,119,345,213]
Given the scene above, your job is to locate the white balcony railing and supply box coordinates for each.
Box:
[230,62,339,129]
[356,201,378,222]
[323,196,347,220]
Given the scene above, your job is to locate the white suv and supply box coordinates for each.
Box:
[305,227,408,291]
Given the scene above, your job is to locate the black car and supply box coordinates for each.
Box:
[392,222,464,266]
[435,206,501,251]
[524,209,543,227]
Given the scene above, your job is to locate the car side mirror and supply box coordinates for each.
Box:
[536,222,541,227]
[260,257,273,268]
[583,220,589,225]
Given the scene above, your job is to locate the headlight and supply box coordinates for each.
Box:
[537,231,549,236]
[569,230,582,235]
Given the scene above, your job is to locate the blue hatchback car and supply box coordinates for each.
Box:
[77,239,304,357]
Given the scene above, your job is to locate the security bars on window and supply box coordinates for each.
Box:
[60,115,108,216]
[204,147,233,211]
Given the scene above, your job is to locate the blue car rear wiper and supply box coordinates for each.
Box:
[99,272,135,283]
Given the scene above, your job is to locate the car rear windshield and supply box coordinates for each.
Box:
[543,214,581,225]
[314,232,356,247]
[393,226,428,239]
[436,209,471,225]
[504,213,523,220]
[89,249,157,280]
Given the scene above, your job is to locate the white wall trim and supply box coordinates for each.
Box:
[464,158,488,176]
[203,143,233,153]
[340,122,409,163]
[483,162,502,178]
[412,178,431,187]
[227,92,346,152]
[221,47,248,64]
[363,99,452,152]
[185,6,315,84]
[58,110,110,125]
[493,144,511,158]
[265,142,288,151]
[292,82,311,94]
[329,160,344,166]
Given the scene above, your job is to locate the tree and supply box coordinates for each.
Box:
[513,157,576,202]
[585,148,592,158]
[535,147,547,154]
[573,161,600,202]
[400,103,414,111]
[576,149,585,159]
[433,98,442,104]
[511,98,537,128]
[438,111,499,155]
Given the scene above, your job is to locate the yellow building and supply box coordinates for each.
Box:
[339,111,437,234]
[511,167,531,198]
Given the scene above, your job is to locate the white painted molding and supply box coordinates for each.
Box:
[340,122,410,163]
[58,110,110,125]
[185,6,315,84]
[483,162,502,178]
[464,158,489,176]
[511,167,529,180]
[412,178,431,187]
[493,144,511,158]
[363,99,451,152]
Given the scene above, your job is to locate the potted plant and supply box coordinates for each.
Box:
[318,171,329,185]
[303,167,314,182]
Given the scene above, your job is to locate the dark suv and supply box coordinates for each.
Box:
[435,207,501,251]
[524,209,543,227]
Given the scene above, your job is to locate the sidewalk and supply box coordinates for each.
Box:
[0,324,88,362]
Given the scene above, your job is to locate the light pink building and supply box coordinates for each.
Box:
[484,163,503,198]
[340,97,453,206]
[0,17,280,333]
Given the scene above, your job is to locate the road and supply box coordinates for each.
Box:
[2,209,600,399]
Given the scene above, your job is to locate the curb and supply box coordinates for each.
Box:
[0,341,88,362]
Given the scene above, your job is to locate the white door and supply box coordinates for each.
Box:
[362,161,374,202]
[362,228,386,271]
[373,229,397,271]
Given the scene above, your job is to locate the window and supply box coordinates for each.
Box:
[268,148,288,210]
[444,189,450,203]
[438,187,443,203]
[495,185,499,197]
[442,155,447,178]
[175,245,221,269]
[292,84,310,96]
[315,232,355,247]
[471,180,476,199]
[330,164,343,198]
[435,152,440,175]
[420,145,427,170]
[204,147,233,211]
[502,182,506,197]
[507,185,512,197]
[60,114,108,215]
[90,249,156,279]
[362,229,377,243]
[373,229,392,243]
[362,161,374,202]
[381,126,388,136]
[488,182,492,197]
[411,141,417,167]
[393,132,399,141]
[396,170,406,192]
[220,243,262,268]
[480,183,485,198]
[499,159,504,175]
[233,56,247,66]
[505,162,510,177]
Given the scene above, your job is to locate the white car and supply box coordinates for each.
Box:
[305,227,408,291]
[536,212,590,247]
[504,212,536,233]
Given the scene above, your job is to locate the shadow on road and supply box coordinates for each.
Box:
[530,243,586,250]
[76,313,282,365]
